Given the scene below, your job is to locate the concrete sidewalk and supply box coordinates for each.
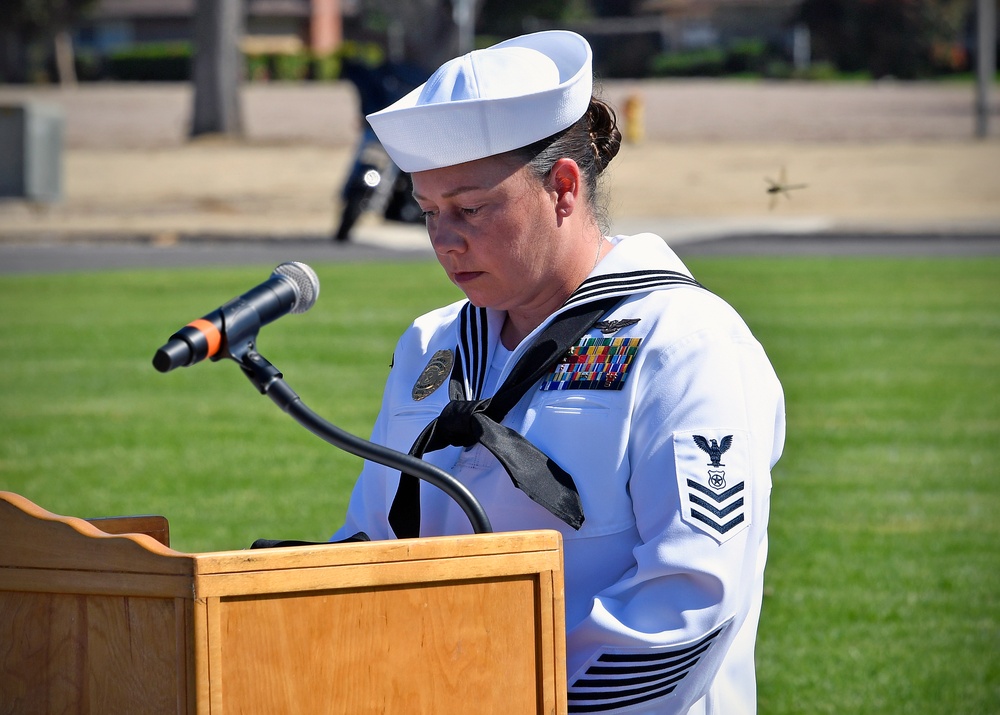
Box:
[2,80,996,148]
[0,81,998,248]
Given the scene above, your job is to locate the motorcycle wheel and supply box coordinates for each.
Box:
[334,188,368,242]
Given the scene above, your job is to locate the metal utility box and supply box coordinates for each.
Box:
[0,102,64,202]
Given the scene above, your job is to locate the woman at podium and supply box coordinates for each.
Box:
[330,30,785,715]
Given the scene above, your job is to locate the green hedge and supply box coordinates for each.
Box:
[245,51,344,82]
[649,41,863,80]
[102,40,385,83]
[650,48,727,77]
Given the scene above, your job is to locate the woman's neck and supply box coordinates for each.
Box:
[500,234,611,349]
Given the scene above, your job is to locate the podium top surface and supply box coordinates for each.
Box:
[0,491,563,599]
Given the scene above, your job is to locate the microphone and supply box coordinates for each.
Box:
[153,261,319,373]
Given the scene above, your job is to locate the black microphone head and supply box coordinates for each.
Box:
[152,340,190,373]
[273,262,320,314]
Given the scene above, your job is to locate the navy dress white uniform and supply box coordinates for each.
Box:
[332,232,786,714]
[329,28,785,714]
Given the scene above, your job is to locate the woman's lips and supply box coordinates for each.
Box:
[452,271,484,285]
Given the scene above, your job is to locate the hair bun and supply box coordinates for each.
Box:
[587,99,622,173]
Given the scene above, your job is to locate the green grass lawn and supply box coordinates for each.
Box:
[1,256,997,713]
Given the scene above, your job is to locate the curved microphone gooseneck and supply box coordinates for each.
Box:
[239,350,492,535]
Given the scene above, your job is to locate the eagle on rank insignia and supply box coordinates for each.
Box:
[540,336,642,391]
[672,429,751,544]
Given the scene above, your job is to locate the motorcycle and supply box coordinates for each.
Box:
[334,60,428,242]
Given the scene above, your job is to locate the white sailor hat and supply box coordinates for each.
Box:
[366,30,593,173]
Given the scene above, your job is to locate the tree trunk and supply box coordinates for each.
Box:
[191,0,245,138]
[53,29,77,86]
[975,0,996,139]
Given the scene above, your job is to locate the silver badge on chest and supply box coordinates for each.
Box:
[412,349,454,401]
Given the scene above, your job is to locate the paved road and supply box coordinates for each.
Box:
[3,231,998,275]
[0,236,427,274]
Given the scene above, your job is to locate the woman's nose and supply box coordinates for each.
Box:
[428,217,466,255]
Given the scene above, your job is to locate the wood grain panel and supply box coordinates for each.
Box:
[217,577,541,714]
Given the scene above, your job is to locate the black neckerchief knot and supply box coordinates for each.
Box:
[432,398,490,448]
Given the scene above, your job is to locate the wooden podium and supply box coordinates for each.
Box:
[0,492,567,714]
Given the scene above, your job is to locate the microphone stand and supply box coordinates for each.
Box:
[235,349,493,535]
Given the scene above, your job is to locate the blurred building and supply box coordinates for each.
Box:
[643,0,804,46]
[76,0,342,57]
[524,0,805,77]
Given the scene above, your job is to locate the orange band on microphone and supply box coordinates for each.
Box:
[187,318,222,357]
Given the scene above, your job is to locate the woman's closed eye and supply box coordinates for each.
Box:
[417,206,479,219]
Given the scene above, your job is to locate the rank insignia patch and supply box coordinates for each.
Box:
[412,349,453,401]
[673,429,751,543]
[540,337,642,391]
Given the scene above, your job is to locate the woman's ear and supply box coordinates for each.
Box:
[549,158,582,220]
